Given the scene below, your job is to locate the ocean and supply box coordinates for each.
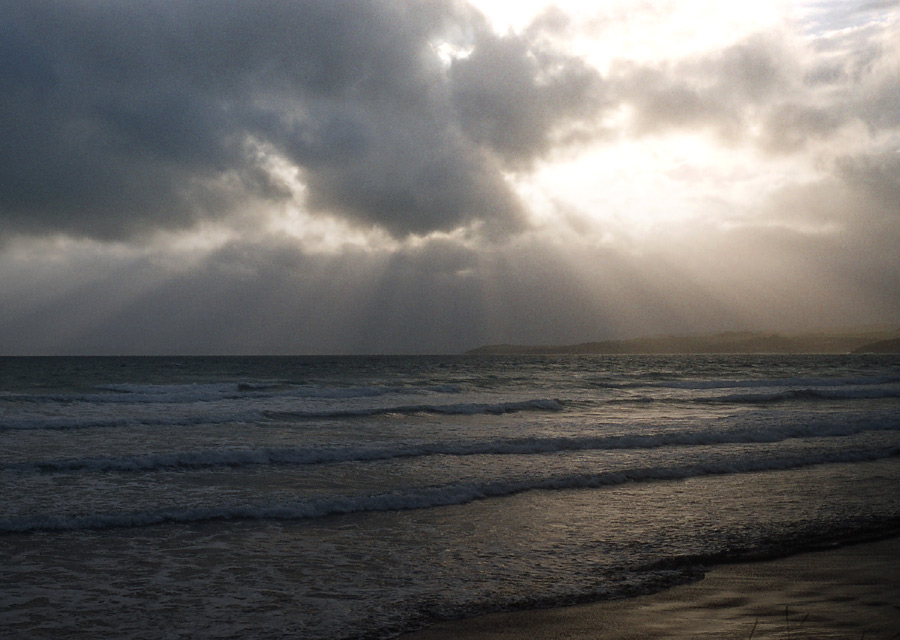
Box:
[2,354,900,639]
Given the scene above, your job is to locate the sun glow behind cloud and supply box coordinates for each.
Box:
[460,0,819,241]
[465,0,899,248]
[519,130,831,241]
[474,0,791,64]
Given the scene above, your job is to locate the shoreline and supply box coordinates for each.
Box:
[399,536,900,639]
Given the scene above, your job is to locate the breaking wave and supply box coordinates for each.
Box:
[3,446,896,533]
[2,382,465,406]
[264,398,564,420]
[706,387,900,404]
[0,411,264,432]
[8,415,900,474]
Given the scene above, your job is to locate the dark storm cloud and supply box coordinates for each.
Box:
[0,0,603,240]
[449,20,605,165]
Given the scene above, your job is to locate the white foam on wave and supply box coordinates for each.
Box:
[264,398,564,420]
[708,386,900,404]
[0,396,554,432]
[664,376,900,390]
[3,446,897,533]
[593,375,900,391]
[0,409,264,432]
[7,381,465,407]
[8,413,899,473]
[271,383,463,400]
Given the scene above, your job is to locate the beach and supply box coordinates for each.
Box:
[402,536,900,639]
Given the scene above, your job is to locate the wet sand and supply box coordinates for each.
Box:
[401,537,900,639]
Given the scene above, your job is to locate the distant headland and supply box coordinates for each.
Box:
[466,328,900,355]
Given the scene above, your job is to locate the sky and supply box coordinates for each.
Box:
[1,0,899,355]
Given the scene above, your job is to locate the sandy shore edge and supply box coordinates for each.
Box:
[399,537,900,639]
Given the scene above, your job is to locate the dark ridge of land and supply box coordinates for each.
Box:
[466,328,900,355]
[852,337,900,353]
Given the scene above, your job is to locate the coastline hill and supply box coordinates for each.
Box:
[466,328,900,355]
[852,337,900,354]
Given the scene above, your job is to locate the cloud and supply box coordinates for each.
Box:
[608,10,899,154]
[1,1,899,355]
[0,0,604,241]
[608,32,796,140]
[4,215,897,355]
[449,16,606,165]
[835,149,900,229]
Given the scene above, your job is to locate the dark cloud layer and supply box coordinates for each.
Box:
[449,25,604,165]
[0,0,603,239]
